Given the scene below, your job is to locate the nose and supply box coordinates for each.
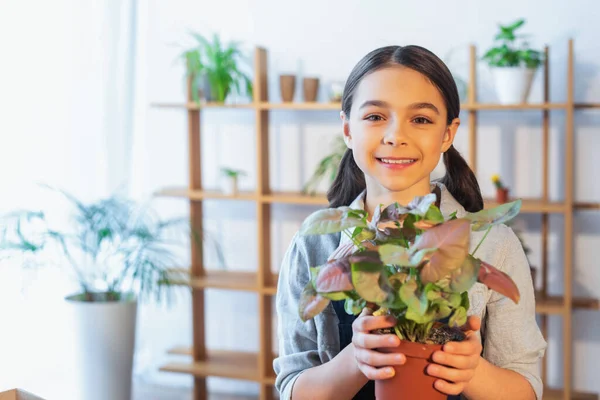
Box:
[383,119,408,146]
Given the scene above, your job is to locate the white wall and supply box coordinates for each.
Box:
[140,0,600,396]
[1,0,599,398]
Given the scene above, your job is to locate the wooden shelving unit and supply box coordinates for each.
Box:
[153,40,599,400]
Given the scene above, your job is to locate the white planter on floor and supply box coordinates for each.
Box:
[66,292,137,400]
[491,66,538,104]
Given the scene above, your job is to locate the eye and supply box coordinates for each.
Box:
[413,117,432,124]
[364,114,384,122]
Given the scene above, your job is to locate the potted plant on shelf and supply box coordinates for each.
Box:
[302,136,346,196]
[482,18,544,104]
[298,194,522,399]
[180,31,253,103]
[0,187,208,400]
[221,167,246,195]
[491,174,510,203]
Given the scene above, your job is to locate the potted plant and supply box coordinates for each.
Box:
[221,167,246,195]
[297,194,522,399]
[482,19,544,104]
[180,32,253,103]
[0,187,209,400]
[491,174,510,203]
[302,136,346,195]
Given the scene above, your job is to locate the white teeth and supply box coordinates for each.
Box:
[380,158,415,164]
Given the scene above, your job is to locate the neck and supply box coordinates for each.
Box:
[364,179,434,217]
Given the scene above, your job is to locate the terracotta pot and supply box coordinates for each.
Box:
[279,75,296,102]
[303,77,319,102]
[376,341,445,400]
[495,188,509,203]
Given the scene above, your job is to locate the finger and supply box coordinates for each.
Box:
[352,314,397,333]
[354,347,406,367]
[433,379,465,396]
[442,335,482,356]
[427,363,474,384]
[460,316,481,333]
[353,331,400,349]
[432,351,477,370]
[357,361,396,380]
[359,307,374,317]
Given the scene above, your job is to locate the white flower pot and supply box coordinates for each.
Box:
[66,293,137,400]
[491,66,538,104]
[222,176,239,195]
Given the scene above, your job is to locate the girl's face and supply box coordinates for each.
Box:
[342,66,460,202]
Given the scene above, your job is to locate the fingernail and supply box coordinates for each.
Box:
[388,336,397,345]
[386,368,395,377]
[395,354,404,363]
[428,365,439,374]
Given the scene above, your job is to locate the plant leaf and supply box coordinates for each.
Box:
[414,219,471,283]
[344,297,366,315]
[298,282,330,322]
[407,193,437,217]
[378,244,436,267]
[448,306,467,327]
[314,258,353,293]
[399,280,428,316]
[350,252,388,303]
[477,260,520,304]
[465,200,522,231]
[299,207,367,235]
[449,255,481,292]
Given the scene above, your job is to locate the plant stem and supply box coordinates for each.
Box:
[472,226,492,257]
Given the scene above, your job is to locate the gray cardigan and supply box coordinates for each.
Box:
[273,183,547,399]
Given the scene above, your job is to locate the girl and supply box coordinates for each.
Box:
[273,45,546,400]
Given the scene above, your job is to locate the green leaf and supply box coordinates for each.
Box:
[345,297,366,315]
[378,244,435,267]
[321,291,349,301]
[406,193,437,217]
[405,308,436,324]
[399,280,427,316]
[298,282,330,322]
[461,291,470,310]
[414,219,471,283]
[350,252,388,303]
[299,207,367,235]
[449,254,481,292]
[465,200,522,231]
[448,306,467,328]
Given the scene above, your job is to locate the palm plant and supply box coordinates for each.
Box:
[182,32,253,103]
[0,186,224,303]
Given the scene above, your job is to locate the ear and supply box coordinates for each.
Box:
[341,111,352,148]
[441,117,460,153]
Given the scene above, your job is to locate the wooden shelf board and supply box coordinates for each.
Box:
[167,269,261,292]
[575,202,600,210]
[535,293,600,315]
[258,101,341,110]
[484,198,566,214]
[544,388,598,400]
[262,192,329,206]
[160,349,262,382]
[462,103,568,110]
[151,102,255,110]
[156,188,259,202]
[574,103,600,109]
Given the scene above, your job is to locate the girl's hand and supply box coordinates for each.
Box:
[427,316,483,395]
[351,307,406,380]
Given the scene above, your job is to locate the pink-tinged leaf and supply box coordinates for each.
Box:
[465,200,522,231]
[350,251,388,303]
[378,244,436,267]
[414,219,471,284]
[314,258,353,293]
[399,280,428,315]
[328,241,356,261]
[299,207,367,235]
[414,220,437,230]
[407,193,437,216]
[478,260,520,304]
[298,283,330,322]
[380,203,410,223]
[449,255,481,292]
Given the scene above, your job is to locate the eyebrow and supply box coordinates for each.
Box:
[359,100,440,115]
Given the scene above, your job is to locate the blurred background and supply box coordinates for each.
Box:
[0,1,599,399]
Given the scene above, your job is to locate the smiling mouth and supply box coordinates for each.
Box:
[376,157,418,165]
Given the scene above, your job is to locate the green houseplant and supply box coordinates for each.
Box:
[302,136,346,195]
[181,32,253,103]
[0,186,221,400]
[482,19,545,104]
[221,167,246,195]
[297,194,522,399]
